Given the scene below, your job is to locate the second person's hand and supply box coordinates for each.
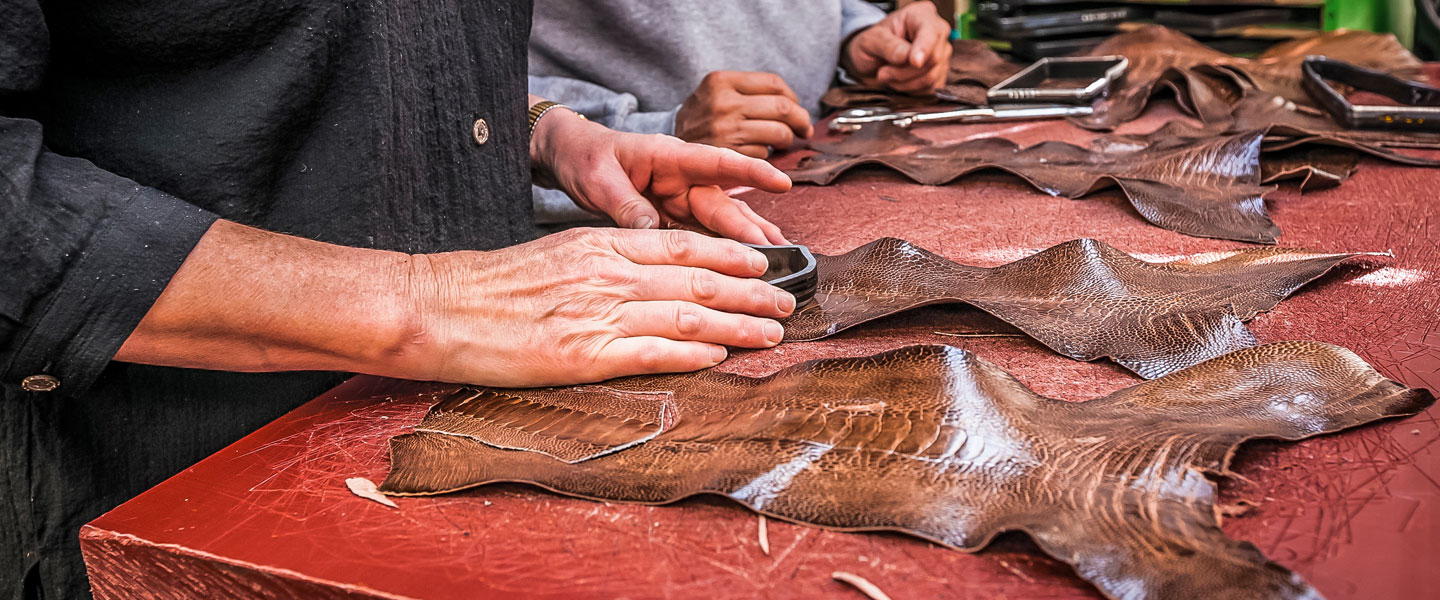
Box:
[674,71,814,159]
[531,99,791,245]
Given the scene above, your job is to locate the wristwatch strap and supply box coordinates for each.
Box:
[528,100,583,138]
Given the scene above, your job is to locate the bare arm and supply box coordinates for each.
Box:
[112,99,797,387]
[114,219,420,376]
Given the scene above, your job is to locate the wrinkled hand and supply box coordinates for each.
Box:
[675,71,814,158]
[843,1,953,94]
[400,228,795,386]
[533,106,790,245]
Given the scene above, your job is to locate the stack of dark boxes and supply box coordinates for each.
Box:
[972,1,1324,60]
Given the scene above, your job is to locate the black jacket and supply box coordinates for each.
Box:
[0,1,535,596]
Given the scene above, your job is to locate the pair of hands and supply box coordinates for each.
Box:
[677,1,953,158]
[404,4,952,386]
[400,100,791,387]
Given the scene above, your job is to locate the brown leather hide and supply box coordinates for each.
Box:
[381,342,1435,600]
[782,237,1375,378]
[787,122,1283,243]
[1075,26,1425,130]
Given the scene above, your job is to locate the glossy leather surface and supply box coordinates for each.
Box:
[781,237,1374,378]
[789,122,1282,242]
[381,342,1434,600]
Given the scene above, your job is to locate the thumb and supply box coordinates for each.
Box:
[587,169,662,230]
[857,25,912,67]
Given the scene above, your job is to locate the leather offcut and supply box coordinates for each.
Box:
[788,123,1282,243]
[780,237,1375,378]
[380,342,1435,600]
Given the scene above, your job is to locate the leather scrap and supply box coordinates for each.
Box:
[380,342,1436,600]
[1074,26,1423,130]
[782,237,1376,378]
[788,122,1282,243]
[1231,92,1440,167]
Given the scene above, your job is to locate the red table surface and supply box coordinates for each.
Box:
[82,96,1440,599]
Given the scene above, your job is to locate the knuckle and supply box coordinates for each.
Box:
[636,345,668,371]
[661,231,695,261]
[772,97,792,117]
[674,304,703,335]
[581,259,634,288]
[688,271,718,302]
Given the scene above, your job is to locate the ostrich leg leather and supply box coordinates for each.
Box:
[380,342,1435,600]
[787,123,1283,243]
[780,238,1376,379]
[1074,26,1425,130]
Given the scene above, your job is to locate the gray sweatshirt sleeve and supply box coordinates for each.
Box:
[530,75,680,135]
[840,0,886,41]
[529,75,682,224]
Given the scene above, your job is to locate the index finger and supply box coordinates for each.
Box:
[728,72,801,105]
[657,140,793,194]
[737,94,813,138]
[608,229,769,278]
[904,13,950,67]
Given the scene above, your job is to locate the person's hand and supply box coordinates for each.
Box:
[532,103,790,245]
[398,228,795,386]
[674,71,815,158]
[842,1,953,95]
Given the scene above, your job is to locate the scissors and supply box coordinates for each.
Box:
[828,104,1094,133]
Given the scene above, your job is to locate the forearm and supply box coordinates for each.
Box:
[115,220,421,375]
[528,93,603,188]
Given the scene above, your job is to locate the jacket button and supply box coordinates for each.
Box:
[472,118,490,145]
[21,374,60,392]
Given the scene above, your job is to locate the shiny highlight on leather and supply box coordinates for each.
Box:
[781,237,1376,378]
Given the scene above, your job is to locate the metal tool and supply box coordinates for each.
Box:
[987,56,1129,105]
[828,104,1094,133]
[743,244,818,307]
[1302,55,1440,131]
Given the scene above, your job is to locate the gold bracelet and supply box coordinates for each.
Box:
[528,100,583,139]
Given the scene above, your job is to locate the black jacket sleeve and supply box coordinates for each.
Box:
[0,1,219,396]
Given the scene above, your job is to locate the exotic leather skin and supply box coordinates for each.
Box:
[782,237,1375,378]
[1257,144,1359,190]
[1231,92,1440,166]
[381,342,1435,600]
[821,26,1425,136]
[788,122,1282,243]
[1075,26,1425,130]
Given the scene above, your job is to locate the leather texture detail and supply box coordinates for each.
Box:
[380,342,1434,600]
[780,237,1375,378]
[787,122,1282,243]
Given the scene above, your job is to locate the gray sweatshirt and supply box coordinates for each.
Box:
[528,0,886,223]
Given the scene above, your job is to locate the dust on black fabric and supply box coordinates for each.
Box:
[0,1,535,597]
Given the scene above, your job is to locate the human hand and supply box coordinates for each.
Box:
[842,1,953,95]
[532,104,790,245]
[675,71,814,158]
[397,228,795,386]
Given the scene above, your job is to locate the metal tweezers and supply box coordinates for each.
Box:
[828,104,1095,133]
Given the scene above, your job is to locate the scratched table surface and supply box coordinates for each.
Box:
[82,89,1440,598]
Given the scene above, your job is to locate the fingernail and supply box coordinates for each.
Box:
[749,251,769,274]
[709,345,728,364]
[775,291,795,314]
[764,321,784,344]
[634,216,655,229]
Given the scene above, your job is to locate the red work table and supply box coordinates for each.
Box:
[82,99,1440,599]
